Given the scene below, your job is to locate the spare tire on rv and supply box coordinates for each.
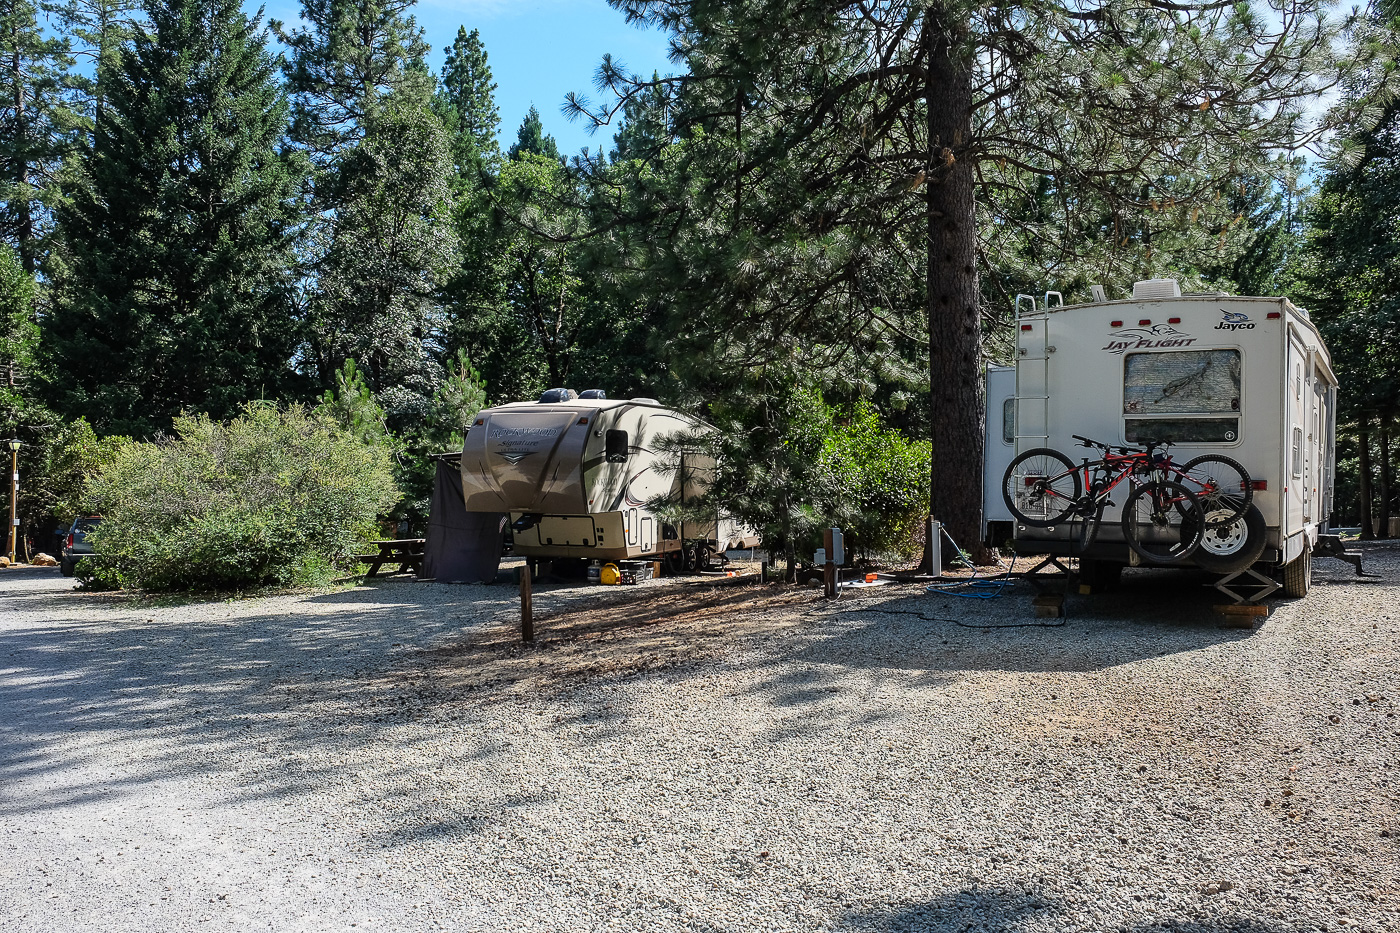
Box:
[1186,503,1268,574]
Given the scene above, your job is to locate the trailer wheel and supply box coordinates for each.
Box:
[1189,503,1267,574]
[1281,547,1312,598]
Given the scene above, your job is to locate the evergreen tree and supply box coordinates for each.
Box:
[575,0,1358,561]
[311,93,458,417]
[277,0,459,407]
[1294,98,1400,534]
[609,73,669,163]
[1,0,80,272]
[271,0,432,161]
[42,0,304,436]
[55,0,143,130]
[508,105,561,163]
[0,243,38,421]
[437,26,499,174]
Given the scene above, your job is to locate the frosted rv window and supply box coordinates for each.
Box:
[1292,426,1303,477]
[605,429,629,463]
[1002,398,1015,444]
[1123,350,1241,444]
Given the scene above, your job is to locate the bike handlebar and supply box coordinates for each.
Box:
[1072,433,1173,458]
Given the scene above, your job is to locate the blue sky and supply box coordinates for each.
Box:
[252,0,675,157]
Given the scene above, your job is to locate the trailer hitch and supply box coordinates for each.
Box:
[1313,534,1366,576]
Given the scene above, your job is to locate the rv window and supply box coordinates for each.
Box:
[1292,426,1303,477]
[605,429,629,463]
[1126,419,1239,444]
[1002,398,1015,445]
[1123,350,1241,443]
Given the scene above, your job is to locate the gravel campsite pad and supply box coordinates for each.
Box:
[3,549,1399,933]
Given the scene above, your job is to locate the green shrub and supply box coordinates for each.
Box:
[821,400,932,561]
[83,402,398,591]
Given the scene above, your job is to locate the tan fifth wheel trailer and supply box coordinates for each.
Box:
[460,391,758,566]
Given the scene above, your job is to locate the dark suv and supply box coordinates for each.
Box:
[60,516,101,577]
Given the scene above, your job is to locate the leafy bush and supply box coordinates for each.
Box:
[83,402,398,591]
[652,383,930,572]
[822,400,932,561]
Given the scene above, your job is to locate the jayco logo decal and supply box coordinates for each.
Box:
[1215,309,1255,331]
[1100,323,1197,354]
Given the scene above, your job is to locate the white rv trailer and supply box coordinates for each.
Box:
[986,279,1338,593]
[460,391,757,566]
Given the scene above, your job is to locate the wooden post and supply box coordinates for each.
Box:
[520,562,534,642]
[822,527,836,599]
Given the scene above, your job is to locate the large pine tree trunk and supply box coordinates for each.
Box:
[1359,426,1374,540]
[920,13,987,566]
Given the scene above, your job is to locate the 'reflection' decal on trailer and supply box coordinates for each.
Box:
[1100,322,1197,354]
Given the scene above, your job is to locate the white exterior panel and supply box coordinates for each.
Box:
[1006,294,1336,569]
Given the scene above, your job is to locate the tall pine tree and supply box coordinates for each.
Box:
[54,0,143,132]
[277,0,457,399]
[509,105,561,163]
[272,0,432,162]
[436,25,499,175]
[1,0,80,272]
[43,0,304,436]
[574,0,1359,561]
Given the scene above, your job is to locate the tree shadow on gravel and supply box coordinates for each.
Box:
[786,564,1258,680]
[842,889,1292,932]
[0,573,815,826]
[0,576,526,817]
[839,888,1053,931]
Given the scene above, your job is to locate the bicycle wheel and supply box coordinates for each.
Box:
[1002,448,1081,526]
[1121,480,1205,564]
[1178,455,1251,528]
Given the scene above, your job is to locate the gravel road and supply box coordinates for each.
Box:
[2,547,1398,933]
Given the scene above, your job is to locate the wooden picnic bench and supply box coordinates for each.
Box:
[354,538,426,577]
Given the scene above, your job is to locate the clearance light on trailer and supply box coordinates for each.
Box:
[1168,317,1181,324]
[1139,319,1151,325]
[1251,479,1268,491]
[578,418,589,425]
[1021,324,1033,331]
[473,418,484,426]
[1110,320,1123,327]
[1267,312,1281,319]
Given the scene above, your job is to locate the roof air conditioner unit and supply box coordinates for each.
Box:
[1132,278,1181,300]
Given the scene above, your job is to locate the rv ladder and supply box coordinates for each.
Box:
[1012,293,1052,452]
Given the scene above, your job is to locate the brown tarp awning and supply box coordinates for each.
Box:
[420,457,505,584]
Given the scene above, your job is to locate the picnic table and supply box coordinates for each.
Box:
[354,539,426,577]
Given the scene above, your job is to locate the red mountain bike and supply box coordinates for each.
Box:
[1002,435,1251,564]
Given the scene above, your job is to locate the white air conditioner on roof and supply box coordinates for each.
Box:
[1132,278,1182,299]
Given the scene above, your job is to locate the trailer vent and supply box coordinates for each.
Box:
[1132,278,1182,300]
